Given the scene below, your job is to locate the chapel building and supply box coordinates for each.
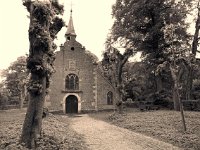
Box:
[49,10,118,113]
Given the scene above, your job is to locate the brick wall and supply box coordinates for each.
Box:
[49,38,119,112]
[49,39,96,112]
[96,70,118,110]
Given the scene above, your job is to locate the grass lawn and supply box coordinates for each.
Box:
[89,109,200,150]
[0,109,88,150]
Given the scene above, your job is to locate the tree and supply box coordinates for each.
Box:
[21,0,64,148]
[157,53,188,130]
[102,39,134,113]
[156,11,192,129]
[111,0,191,92]
[185,1,200,100]
[1,56,28,107]
[111,0,192,110]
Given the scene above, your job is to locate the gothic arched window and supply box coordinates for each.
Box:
[107,91,113,105]
[65,74,79,90]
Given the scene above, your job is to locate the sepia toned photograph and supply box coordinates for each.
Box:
[0,0,200,149]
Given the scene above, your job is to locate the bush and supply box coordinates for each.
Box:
[182,100,200,111]
[124,100,138,108]
[147,90,173,108]
[0,94,8,110]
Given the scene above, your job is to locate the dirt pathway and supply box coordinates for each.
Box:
[69,114,182,150]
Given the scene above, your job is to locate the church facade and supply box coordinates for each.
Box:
[48,11,118,113]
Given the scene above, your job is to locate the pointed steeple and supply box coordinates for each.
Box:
[65,9,76,39]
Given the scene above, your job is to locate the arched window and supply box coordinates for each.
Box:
[107,91,113,105]
[65,74,79,90]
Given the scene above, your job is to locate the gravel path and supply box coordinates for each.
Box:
[69,114,182,150]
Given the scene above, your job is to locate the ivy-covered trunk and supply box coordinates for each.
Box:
[21,75,46,148]
[21,0,64,148]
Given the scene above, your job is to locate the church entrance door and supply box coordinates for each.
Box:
[65,95,78,113]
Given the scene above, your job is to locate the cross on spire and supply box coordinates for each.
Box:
[70,1,73,13]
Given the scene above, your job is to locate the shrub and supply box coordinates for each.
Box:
[0,94,8,110]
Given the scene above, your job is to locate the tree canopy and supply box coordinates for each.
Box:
[1,56,28,105]
[101,0,199,112]
[111,0,192,66]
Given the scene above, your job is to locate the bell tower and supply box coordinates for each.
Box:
[65,9,76,42]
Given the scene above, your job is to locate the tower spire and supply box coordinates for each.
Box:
[65,4,76,38]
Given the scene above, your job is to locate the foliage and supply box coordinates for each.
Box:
[192,79,200,99]
[102,45,134,85]
[0,93,8,110]
[122,61,175,108]
[148,90,173,108]
[122,62,147,100]
[110,0,192,95]
[108,0,200,112]
[0,56,28,106]
[85,50,99,64]
[111,0,191,55]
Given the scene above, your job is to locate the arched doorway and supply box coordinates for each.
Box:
[65,95,78,113]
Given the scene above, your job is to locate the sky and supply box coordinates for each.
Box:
[0,0,197,75]
[0,0,116,71]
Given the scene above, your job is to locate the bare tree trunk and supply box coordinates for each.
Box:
[172,83,187,131]
[170,65,180,111]
[172,86,180,111]
[179,98,187,132]
[185,66,193,100]
[115,63,124,114]
[192,2,200,56]
[156,75,162,92]
[20,84,26,109]
[19,91,24,109]
[170,65,187,130]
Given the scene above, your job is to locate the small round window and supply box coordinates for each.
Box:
[71,47,75,51]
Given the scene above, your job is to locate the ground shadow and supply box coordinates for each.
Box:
[50,110,83,117]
